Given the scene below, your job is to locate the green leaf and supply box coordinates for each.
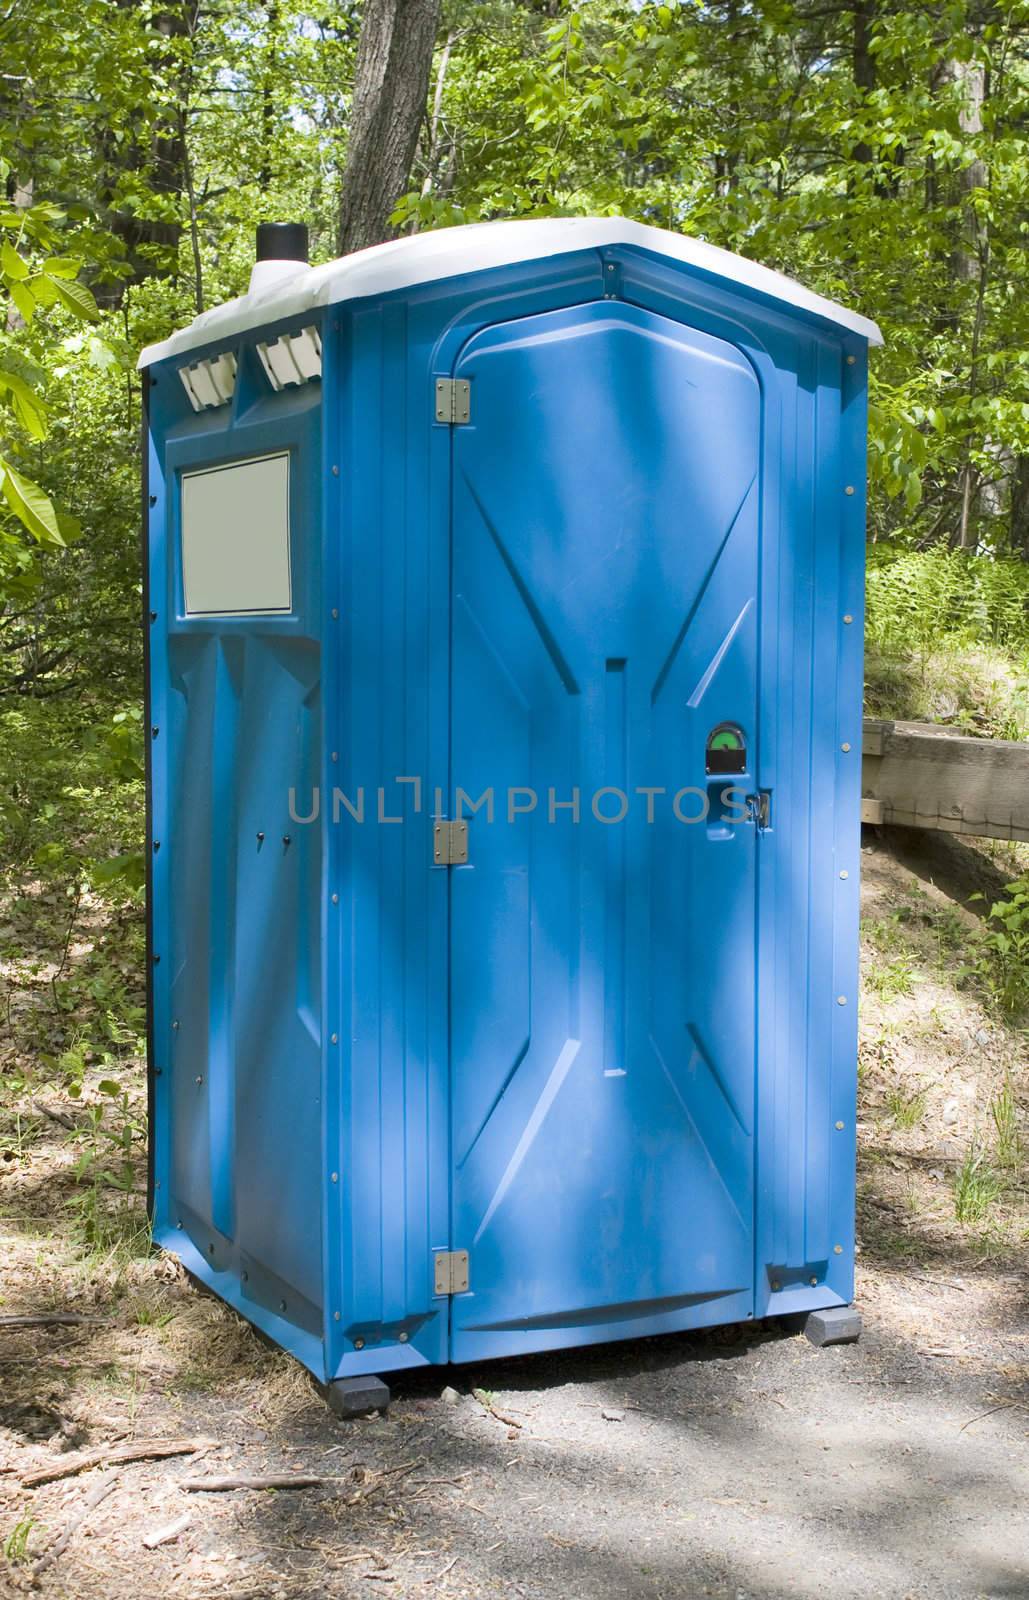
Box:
[0,369,47,440]
[25,272,59,308]
[8,279,34,324]
[0,457,64,546]
[51,276,100,322]
[40,256,83,280]
[1,240,29,280]
[97,1079,121,1097]
[91,851,145,889]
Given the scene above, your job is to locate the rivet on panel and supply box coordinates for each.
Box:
[839,869,848,879]
[837,995,847,1006]
[843,613,853,624]
[176,1219,183,1229]
[152,954,161,965]
[331,607,339,620]
[330,1033,338,1045]
[172,1019,180,1030]
[149,493,158,507]
[153,840,161,852]
[331,752,339,762]
[331,893,339,905]
[282,834,291,847]
[834,1244,843,1255]
[334,1311,341,1322]
[279,1300,287,1313]
[150,611,158,623]
[331,1172,338,1183]
[331,465,340,477]
[809,1276,818,1286]
[835,1120,845,1130]
[354,1337,365,1350]
[195,1075,203,1086]
[841,742,851,753]
[257,831,265,844]
[771,1280,781,1292]
[845,485,855,496]
[151,726,159,738]
[398,1331,409,1343]
[847,354,856,365]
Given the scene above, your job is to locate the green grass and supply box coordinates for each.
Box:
[865,955,915,1000]
[3,1518,36,1564]
[953,1144,1003,1224]
[990,1080,1023,1176]
[885,1085,927,1129]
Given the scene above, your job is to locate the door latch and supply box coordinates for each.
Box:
[745,790,772,830]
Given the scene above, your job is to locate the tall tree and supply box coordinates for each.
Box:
[338,0,441,253]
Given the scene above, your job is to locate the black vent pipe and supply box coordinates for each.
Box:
[256,222,309,263]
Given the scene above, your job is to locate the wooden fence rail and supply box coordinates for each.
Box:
[861,719,1029,844]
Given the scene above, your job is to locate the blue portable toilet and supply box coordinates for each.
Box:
[140,217,881,1406]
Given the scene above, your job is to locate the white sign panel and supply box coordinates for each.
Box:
[181,453,292,616]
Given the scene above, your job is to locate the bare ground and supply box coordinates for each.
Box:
[1,829,1027,1599]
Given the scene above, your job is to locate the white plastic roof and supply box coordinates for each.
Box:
[138,216,882,368]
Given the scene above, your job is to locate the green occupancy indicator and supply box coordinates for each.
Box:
[709,726,743,750]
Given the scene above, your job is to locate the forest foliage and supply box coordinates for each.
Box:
[0,0,1027,886]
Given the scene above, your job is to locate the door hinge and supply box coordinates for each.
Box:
[433,819,468,865]
[746,790,772,831]
[434,1249,469,1295]
[434,377,470,425]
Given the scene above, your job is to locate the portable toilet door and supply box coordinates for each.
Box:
[446,302,763,1357]
[140,218,881,1402]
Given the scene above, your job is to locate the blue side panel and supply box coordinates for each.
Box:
[326,295,451,1374]
[147,336,328,1377]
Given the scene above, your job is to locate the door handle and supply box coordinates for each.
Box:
[745,791,772,830]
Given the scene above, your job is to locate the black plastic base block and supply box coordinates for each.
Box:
[326,1375,391,1417]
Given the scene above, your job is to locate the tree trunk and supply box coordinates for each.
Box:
[96,0,199,305]
[949,56,988,284]
[851,0,877,169]
[338,0,441,255]
[949,55,989,550]
[1010,458,1029,558]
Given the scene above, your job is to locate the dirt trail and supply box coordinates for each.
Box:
[1,830,1026,1599]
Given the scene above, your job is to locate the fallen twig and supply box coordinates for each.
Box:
[959,1395,1029,1433]
[23,1436,216,1488]
[959,1402,1016,1432]
[31,1469,119,1577]
[142,1511,192,1549]
[0,1312,109,1331]
[909,1271,967,1292]
[472,1390,522,1429]
[179,1473,331,1493]
[29,1100,77,1131]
